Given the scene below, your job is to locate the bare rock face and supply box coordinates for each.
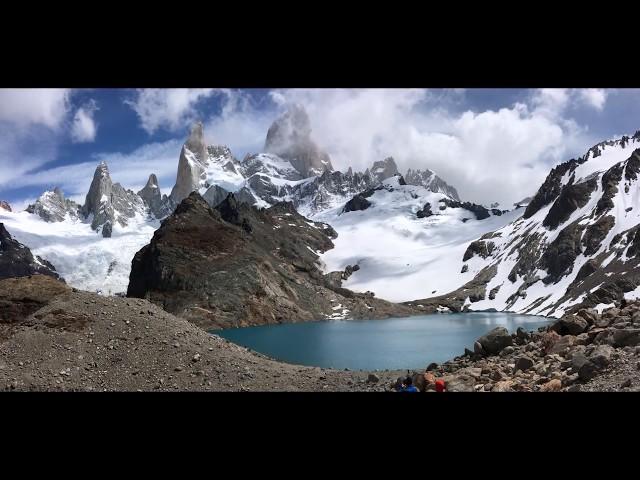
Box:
[405,168,460,201]
[81,162,144,237]
[26,187,80,222]
[370,157,399,182]
[264,104,333,177]
[0,223,62,281]
[0,201,11,212]
[169,122,208,204]
[81,162,114,236]
[137,174,170,218]
[127,192,415,330]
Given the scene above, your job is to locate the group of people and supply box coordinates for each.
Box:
[395,372,446,393]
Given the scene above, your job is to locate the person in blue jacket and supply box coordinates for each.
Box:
[400,376,419,392]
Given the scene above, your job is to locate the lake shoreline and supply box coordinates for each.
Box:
[2,276,637,392]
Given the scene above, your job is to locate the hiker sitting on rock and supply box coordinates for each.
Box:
[399,376,419,392]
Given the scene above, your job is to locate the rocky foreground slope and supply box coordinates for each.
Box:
[411,304,640,392]
[0,275,396,391]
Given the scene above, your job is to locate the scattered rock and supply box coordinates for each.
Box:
[539,379,562,392]
[514,356,534,372]
[550,315,588,336]
[476,327,513,355]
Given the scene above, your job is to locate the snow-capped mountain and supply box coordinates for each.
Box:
[414,131,640,318]
[1,161,163,294]
[26,187,80,223]
[157,107,461,219]
[0,104,465,298]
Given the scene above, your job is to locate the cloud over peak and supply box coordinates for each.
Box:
[71,99,99,143]
[125,88,221,134]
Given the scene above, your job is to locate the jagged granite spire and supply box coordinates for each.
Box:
[264,104,333,177]
[81,161,145,237]
[0,200,12,212]
[138,173,168,218]
[370,157,399,182]
[81,161,115,236]
[169,122,208,204]
[405,167,460,201]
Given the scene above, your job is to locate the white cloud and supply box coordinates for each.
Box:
[126,89,222,134]
[71,100,99,143]
[258,89,596,206]
[0,89,73,189]
[530,88,571,118]
[203,90,276,158]
[579,88,607,111]
[0,88,71,129]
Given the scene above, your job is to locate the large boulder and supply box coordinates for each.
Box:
[550,314,589,336]
[588,344,614,368]
[514,356,534,372]
[476,327,513,355]
[442,375,475,392]
[342,194,372,213]
[547,335,576,355]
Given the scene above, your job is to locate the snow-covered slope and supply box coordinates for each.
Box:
[1,161,164,294]
[0,208,158,294]
[311,175,520,302]
[425,132,640,318]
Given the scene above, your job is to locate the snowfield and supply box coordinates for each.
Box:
[0,209,158,294]
[311,176,522,302]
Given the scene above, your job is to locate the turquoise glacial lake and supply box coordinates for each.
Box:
[212,312,551,371]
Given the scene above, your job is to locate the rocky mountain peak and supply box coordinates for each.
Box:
[0,223,62,281]
[83,162,113,214]
[370,157,399,182]
[169,122,210,204]
[0,201,12,212]
[27,187,80,223]
[138,173,168,219]
[404,167,460,201]
[81,162,115,236]
[80,161,146,237]
[264,104,333,177]
[185,121,207,162]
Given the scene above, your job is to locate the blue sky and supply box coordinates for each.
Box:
[1,88,639,208]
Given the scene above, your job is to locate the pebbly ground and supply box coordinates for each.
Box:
[0,277,403,392]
